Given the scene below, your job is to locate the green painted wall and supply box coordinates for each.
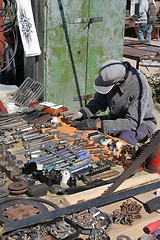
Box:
[44,0,126,109]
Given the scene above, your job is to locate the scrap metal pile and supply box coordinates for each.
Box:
[0,104,135,195]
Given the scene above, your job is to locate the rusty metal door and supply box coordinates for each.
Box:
[44,0,126,109]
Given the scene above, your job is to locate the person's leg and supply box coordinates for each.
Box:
[138,23,147,42]
[145,24,153,44]
[118,125,148,146]
[118,130,137,145]
[135,124,148,142]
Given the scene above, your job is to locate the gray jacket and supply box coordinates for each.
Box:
[80,64,157,136]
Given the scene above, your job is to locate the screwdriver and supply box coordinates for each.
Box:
[143,219,160,234]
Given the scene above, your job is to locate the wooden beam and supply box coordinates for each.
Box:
[61,173,160,206]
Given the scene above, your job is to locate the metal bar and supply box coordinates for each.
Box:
[70,17,103,24]
[57,0,83,108]
[3,180,160,234]
[103,130,160,196]
[13,78,44,107]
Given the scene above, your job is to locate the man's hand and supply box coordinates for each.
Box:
[63,111,83,121]
[71,119,98,130]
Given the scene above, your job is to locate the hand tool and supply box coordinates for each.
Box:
[23,135,55,146]
[41,146,75,162]
[59,154,92,168]
[0,121,28,129]
[102,130,160,196]
[24,138,56,149]
[143,219,160,234]
[15,146,43,156]
[13,129,41,139]
[36,157,64,166]
[29,154,56,163]
[89,169,119,181]
[22,132,47,141]
[143,196,160,213]
[14,125,34,132]
[2,137,19,145]
[68,162,92,174]
[3,180,160,234]
[43,154,92,170]
[54,148,87,158]
[41,140,68,150]
[152,228,160,238]
[0,118,23,126]
[14,124,35,131]
[2,131,160,233]
[68,147,87,157]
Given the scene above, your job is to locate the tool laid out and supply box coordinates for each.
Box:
[102,130,160,196]
[143,219,160,234]
[143,196,160,213]
[0,109,156,193]
[112,199,142,225]
[3,181,160,234]
[1,130,160,234]
[23,140,116,187]
[0,102,159,240]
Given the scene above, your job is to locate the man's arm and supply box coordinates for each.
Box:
[80,92,109,119]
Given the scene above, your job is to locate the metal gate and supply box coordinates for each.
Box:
[43,0,126,109]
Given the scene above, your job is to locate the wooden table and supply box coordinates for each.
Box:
[123,40,160,69]
[1,118,160,239]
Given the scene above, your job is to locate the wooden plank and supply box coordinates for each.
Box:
[99,195,160,240]
[109,214,159,240]
[61,173,160,206]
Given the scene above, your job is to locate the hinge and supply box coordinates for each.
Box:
[73,94,94,101]
[44,0,48,7]
[70,17,103,24]
[43,51,48,60]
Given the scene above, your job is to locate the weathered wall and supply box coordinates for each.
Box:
[44,0,126,109]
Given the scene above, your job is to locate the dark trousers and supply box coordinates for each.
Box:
[118,125,148,145]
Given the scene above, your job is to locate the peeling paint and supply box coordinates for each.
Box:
[44,0,126,109]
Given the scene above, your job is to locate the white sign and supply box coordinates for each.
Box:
[16,0,41,57]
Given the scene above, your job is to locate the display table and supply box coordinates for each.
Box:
[0,115,159,239]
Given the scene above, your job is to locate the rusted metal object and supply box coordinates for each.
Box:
[8,182,28,195]
[0,189,9,199]
[8,182,28,191]
[112,199,142,225]
[3,204,40,220]
[2,180,160,233]
[123,40,160,69]
[0,199,49,223]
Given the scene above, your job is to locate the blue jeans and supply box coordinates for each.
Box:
[138,23,153,44]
